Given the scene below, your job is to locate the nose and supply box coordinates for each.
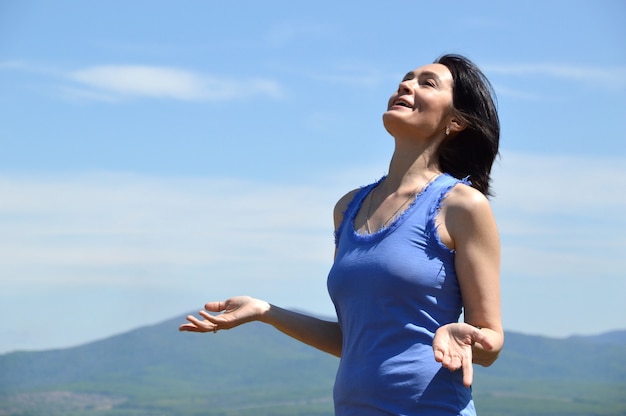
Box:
[397,79,413,95]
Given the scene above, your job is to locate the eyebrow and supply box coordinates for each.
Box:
[418,71,442,85]
[403,70,443,85]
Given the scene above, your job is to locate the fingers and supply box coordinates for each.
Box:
[178,323,196,332]
[180,297,253,334]
[433,339,462,369]
[432,323,476,388]
[178,313,220,333]
[204,301,227,312]
[179,299,234,334]
[198,310,217,321]
[461,352,474,388]
[435,349,473,387]
[440,351,463,371]
[179,323,211,333]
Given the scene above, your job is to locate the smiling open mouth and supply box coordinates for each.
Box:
[393,99,412,108]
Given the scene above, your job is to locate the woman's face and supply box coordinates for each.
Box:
[382,63,455,139]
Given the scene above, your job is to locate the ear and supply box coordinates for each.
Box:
[447,117,467,135]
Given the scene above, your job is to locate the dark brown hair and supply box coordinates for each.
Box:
[436,54,500,196]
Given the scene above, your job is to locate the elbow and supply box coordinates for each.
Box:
[474,332,504,367]
[476,350,500,367]
[323,331,342,358]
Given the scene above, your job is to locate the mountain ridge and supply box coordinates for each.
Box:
[4,312,623,356]
[1,313,624,416]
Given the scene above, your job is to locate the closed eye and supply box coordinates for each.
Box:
[418,71,442,88]
[402,72,416,82]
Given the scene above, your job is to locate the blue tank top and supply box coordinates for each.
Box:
[327,173,476,415]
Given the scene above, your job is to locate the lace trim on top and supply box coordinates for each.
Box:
[334,174,471,246]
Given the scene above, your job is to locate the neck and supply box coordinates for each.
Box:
[384,138,441,192]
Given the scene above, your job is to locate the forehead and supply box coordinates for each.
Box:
[407,63,453,84]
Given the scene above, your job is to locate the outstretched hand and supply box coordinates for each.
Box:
[179,296,269,333]
[432,323,493,388]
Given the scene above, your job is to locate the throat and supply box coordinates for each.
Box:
[360,173,440,235]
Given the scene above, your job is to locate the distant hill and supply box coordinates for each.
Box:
[567,329,626,345]
[0,315,624,416]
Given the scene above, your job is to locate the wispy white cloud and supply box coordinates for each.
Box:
[2,152,624,286]
[491,150,626,287]
[490,84,547,101]
[0,60,28,70]
[0,171,344,352]
[0,173,341,286]
[307,63,387,87]
[485,63,626,89]
[66,65,284,102]
[492,151,626,215]
[1,151,625,350]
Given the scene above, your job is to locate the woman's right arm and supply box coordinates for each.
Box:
[180,296,343,357]
[262,301,343,357]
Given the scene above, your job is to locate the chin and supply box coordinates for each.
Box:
[382,110,405,135]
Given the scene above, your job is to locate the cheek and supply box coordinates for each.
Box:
[387,93,397,109]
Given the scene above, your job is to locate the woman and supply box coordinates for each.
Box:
[180,54,504,415]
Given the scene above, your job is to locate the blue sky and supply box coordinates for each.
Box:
[1,0,625,354]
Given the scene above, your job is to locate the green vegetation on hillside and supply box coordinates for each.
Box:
[1,316,624,416]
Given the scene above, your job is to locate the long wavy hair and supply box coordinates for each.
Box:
[435,54,500,197]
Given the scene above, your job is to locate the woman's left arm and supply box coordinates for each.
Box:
[433,184,504,385]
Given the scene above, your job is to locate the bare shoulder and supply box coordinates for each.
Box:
[333,188,360,230]
[444,182,492,214]
[439,183,497,248]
